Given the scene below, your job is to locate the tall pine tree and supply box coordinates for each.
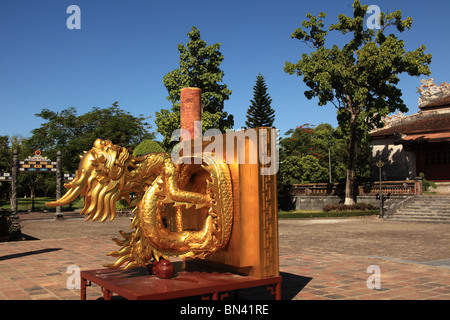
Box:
[245,74,275,128]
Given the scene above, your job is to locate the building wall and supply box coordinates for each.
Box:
[293,195,341,211]
[414,142,450,181]
[370,138,416,181]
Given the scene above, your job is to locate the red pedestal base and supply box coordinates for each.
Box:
[80,264,282,300]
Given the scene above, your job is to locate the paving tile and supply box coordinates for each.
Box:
[2,217,449,300]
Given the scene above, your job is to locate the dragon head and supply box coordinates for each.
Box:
[46,139,132,222]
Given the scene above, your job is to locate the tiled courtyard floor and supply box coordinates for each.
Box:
[279,247,450,300]
[0,213,449,300]
[0,236,117,300]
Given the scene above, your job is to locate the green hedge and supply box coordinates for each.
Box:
[278,210,378,219]
[322,202,376,212]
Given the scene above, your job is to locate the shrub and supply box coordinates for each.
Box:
[0,209,21,241]
[419,172,436,191]
[0,209,11,232]
[322,202,376,212]
[133,140,165,156]
[278,210,378,219]
[0,209,13,239]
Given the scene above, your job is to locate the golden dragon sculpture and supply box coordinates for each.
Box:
[47,139,233,270]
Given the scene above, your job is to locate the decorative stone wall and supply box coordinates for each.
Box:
[292,194,412,212]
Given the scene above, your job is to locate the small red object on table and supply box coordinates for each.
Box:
[147,258,174,279]
[80,265,282,300]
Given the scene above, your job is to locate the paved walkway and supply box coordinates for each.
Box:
[0,214,449,300]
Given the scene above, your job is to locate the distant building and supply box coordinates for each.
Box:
[370,79,450,185]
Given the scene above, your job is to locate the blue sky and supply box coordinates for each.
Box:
[1,0,449,142]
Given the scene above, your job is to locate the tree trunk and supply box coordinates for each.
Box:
[344,112,358,205]
[31,179,36,211]
[344,168,355,205]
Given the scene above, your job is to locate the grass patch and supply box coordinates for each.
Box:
[0,197,84,212]
[278,210,378,219]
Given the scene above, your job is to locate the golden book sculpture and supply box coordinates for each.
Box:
[48,87,279,279]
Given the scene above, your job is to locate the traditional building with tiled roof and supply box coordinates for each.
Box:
[370,79,450,186]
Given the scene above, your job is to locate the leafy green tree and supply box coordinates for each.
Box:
[245,74,275,128]
[299,155,329,183]
[279,123,347,184]
[0,136,10,173]
[155,26,234,150]
[280,155,328,184]
[29,103,154,173]
[284,0,432,204]
[279,124,328,186]
[280,123,316,161]
[133,140,165,156]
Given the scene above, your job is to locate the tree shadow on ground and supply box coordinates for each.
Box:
[0,248,61,261]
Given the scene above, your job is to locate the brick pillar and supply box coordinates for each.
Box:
[180,87,202,141]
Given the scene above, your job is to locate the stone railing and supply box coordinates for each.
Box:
[291,178,422,197]
[358,178,422,196]
[291,183,345,197]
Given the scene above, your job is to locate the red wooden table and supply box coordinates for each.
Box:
[80,266,282,300]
